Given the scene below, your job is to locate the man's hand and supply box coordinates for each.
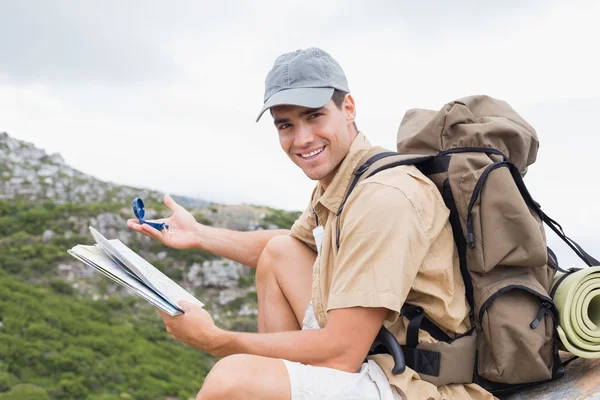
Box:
[159,301,230,357]
[127,194,202,250]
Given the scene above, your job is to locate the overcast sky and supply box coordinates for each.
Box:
[1,0,599,267]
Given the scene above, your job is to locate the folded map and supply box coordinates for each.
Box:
[68,227,204,316]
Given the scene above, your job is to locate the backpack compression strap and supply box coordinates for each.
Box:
[500,160,600,268]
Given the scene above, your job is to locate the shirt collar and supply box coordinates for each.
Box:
[312,132,372,215]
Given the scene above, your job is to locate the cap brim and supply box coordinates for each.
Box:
[256,87,334,122]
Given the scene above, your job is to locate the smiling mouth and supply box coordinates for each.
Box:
[299,146,325,159]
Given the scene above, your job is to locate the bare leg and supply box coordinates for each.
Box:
[197,354,290,400]
[197,236,315,399]
[255,235,316,333]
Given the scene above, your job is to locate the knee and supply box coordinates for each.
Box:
[256,235,297,278]
[197,355,249,400]
[264,234,298,260]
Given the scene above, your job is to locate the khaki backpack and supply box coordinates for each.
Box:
[341,95,599,396]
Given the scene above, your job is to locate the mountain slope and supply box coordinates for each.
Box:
[0,131,300,399]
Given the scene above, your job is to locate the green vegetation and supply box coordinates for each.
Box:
[192,212,212,226]
[0,270,216,399]
[0,384,50,400]
[0,200,220,398]
[0,198,301,399]
[0,200,120,237]
[238,269,256,288]
[261,208,301,230]
[0,201,112,278]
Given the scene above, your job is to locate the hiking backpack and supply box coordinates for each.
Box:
[345,95,599,396]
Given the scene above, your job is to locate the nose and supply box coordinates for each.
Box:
[294,123,315,148]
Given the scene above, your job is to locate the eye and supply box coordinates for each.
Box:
[278,123,291,130]
[308,113,323,120]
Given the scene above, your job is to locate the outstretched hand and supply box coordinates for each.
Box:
[127,194,202,250]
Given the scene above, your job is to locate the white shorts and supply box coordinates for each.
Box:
[282,302,402,400]
[283,359,402,400]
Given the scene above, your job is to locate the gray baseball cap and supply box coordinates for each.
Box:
[256,47,350,122]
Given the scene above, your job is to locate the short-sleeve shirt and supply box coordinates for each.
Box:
[290,132,470,335]
[289,133,495,399]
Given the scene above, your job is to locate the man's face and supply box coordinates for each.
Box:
[271,95,357,188]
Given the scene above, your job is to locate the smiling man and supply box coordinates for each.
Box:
[128,48,496,400]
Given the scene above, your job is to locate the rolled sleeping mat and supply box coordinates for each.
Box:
[551,266,600,358]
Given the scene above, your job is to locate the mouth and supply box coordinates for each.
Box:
[297,146,326,160]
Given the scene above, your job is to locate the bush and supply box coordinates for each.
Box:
[0,372,20,393]
[238,270,256,288]
[56,373,89,400]
[0,274,215,399]
[49,279,75,295]
[261,209,301,229]
[0,384,49,400]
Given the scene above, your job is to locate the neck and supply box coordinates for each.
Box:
[320,130,359,190]
[319,164,340,191]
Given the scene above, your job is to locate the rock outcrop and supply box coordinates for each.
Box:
[0,131,206,207]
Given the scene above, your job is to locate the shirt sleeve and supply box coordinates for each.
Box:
[327,180,434,323]
[289,201,318,252]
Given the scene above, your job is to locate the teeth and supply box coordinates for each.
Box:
[301,147,324,158]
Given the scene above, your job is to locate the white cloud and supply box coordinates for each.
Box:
[1,0,599,226]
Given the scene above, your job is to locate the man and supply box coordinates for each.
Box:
[127,48,496,399]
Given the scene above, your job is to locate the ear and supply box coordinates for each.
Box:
[343,94,357,126]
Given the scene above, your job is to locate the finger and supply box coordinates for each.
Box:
[178,300,191,312]
[157,308,172,322]
[164,194,186,213]
[127,219,145,229]
[127,220,154,238]
[141,223,166,242]
[158,310,178,327]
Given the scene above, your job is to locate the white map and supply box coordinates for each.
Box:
[68,227,204,316]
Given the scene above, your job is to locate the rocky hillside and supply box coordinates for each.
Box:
[0,131,207,207]
[0,131,301,399]
[0,131,300,330]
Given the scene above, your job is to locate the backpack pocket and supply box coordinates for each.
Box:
[474,270,557,384]
[459,162,547,273]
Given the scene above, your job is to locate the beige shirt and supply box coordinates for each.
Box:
[290,133,495,400]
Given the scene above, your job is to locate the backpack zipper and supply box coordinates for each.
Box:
[530,302,553,329]
[478,285,553,326]
[466,161,508,249]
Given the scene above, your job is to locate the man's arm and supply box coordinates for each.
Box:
[194,224,289,268]
[127,194,289,268]
[161,302,387,373]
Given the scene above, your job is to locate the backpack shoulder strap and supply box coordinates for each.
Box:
[335,147,434,249]
[340,147,446,377]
